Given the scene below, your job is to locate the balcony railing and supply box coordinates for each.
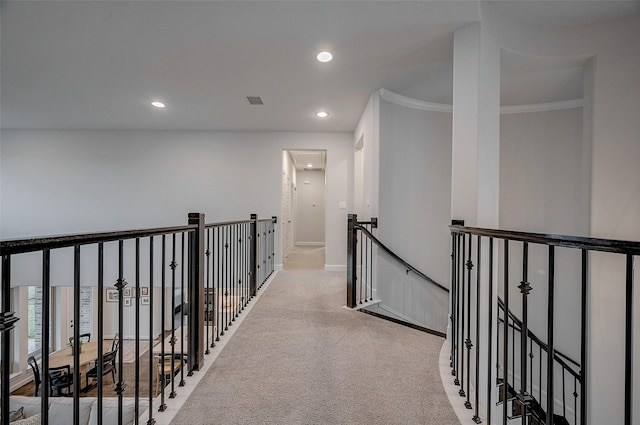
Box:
[0,213,277,425]
[449,222,639,425]
[346,214,449,336]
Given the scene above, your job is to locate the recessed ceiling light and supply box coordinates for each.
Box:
[316,111,329,118]
[151,101,166,108]
[307,163,313,168]
[317,51,333,63]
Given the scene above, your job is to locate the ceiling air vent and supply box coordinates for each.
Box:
[246,96,264,105]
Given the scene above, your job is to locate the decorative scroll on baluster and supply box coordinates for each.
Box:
[464,235,473,410]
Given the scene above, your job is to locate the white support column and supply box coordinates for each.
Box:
[450,21,501,423]
[451,22,500,228]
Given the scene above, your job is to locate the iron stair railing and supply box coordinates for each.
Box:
[449,221,639,425]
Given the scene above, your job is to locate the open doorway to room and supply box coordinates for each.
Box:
[281,150,327,270]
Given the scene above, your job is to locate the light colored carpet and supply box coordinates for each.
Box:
[283,245,326,271]
[170,248,459,425]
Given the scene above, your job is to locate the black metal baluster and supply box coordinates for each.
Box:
[73,245,81,425]
[465,234,473,409]
[1,254,18,425]
[42,250,51,425]
[229,224,238,326]
[235,224,240,319]
[216,227,222,340]
[529,344,534,397]
[460,234,467,398]
[538,345,542,405]
[511,313,515,414]
[547,245,555,425]
[453,233,460,384]
[205,229,211,354]
[147,237,155,425]
[214,227,219,348]
[256,223,260,289]
[369,224,374,302]
[624,253,633,425]
[451,232,458,379]
[580,249,588,425]
[179,232,186,386]
[368,226,373,301]
[517,242,533,424]
[486,237,494,425]
[262,226,267,286]
[224,226,229,331]
[135,238,140,419]
[503,239,509,425]
[472,235,481,422]
[359,226,364,304]
[238,225,243,315]
[365,226,369,303]
[169,234,177,398]
[245,222,249,307]
[159,235,167,411]
[97,244,104,425]
[115,241,127,422]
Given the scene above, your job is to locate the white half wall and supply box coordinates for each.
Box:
[376,94,453,333]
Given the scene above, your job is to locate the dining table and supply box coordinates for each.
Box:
[48,341,111,392]
[152,325,214,356]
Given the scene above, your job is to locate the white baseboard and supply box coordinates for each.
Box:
[325,265,346,272]
[295,242,325,247]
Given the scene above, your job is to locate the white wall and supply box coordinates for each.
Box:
[0,130,352,263]
[376,95,452,333]
[500,107,588,235]
[0,130,353,342]
[295,170,325,245]
[476,7,640,422]
[500,106,588,360]
[353,93,379,221]
[281,150,297,258]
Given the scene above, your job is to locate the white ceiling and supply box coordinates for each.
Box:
[2,1,639,133]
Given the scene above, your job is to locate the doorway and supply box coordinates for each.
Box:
[281,150,327,268]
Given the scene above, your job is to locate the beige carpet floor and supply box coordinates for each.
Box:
[170,247,459,425]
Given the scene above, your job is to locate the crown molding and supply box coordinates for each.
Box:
[500,99,584,114]
[378,89,583,115]
[378,89,453,113]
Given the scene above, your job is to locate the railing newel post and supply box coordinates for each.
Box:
[347,214,358,308]
[187,213,205,373]
[250,214,258,297]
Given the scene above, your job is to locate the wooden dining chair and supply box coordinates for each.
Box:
[154,354,184,396]
[111,333,120,352]
[27,356,41,397]
[68,333,91,347]
[48,365,73,396]
[85,350,116,388]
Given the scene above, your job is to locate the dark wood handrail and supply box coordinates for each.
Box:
[0,225,196,255]
[355,225,449,293]
[205,219,252,228]
[449,224,640,255]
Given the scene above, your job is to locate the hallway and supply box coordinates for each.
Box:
[170,247,459,424]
